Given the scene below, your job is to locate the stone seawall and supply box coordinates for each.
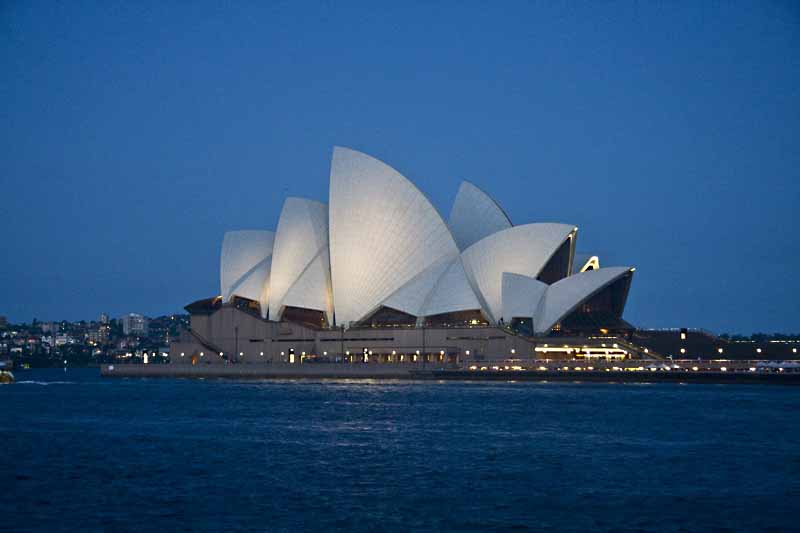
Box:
[102,363,420,379]
[101,364,800,384]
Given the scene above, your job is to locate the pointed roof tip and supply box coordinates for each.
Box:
[332,145,366,158]
[282,196,327,208]
[449,180,514,251]
[452,179,512,226]
[223,229,276,237]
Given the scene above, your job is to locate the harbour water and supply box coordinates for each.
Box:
[2,368,799,531]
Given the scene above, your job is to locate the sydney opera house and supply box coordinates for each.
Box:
[172,147,640,365]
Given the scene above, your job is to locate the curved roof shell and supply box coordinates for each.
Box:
[501,273,548,322]
[448,181,512,251]
[461,223,576,323]
[421,256,483,317]
[534,266,634,335]
[381,255,456,317]
[328,146,460,325]
[220,230,275,317]
[268,197,330,320]
[281,246,334,322]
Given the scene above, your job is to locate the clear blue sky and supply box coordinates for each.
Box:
[1,1,798,333]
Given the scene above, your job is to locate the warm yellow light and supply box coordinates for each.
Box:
[440,350,444,355]
[644,348,648,353]
[680,348,686,354]
[718,348,723,354]
[720,367,727,372]
[510,349,515,354]
[392,350,396,355]
[692,366,699,371]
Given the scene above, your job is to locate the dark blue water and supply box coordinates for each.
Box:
[2,369,799,531]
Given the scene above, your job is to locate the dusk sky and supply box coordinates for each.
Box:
[2,1,798,333]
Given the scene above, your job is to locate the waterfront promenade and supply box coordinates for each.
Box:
[101,362,800,385]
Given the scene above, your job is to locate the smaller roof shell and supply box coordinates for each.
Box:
[448,181,512,251]
[220,230,275,317]
[534,266,634,335]
[460,223,577,323]
[501,273,548,322]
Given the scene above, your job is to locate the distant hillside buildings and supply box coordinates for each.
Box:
[122,313,149,336]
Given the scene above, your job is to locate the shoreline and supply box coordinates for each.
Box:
[99,363,800,385]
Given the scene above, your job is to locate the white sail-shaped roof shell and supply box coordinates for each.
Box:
[380,255,483,318]
[268,198,330,321]
[448,181,512,251]
[220,230,275,317]
[381,255,455,317]
[534,266,633,335]
[281,246,334,322]
[420,256,483,317]
[461,223,576,323]
[502,273,548,322]
[328,146,460,325]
